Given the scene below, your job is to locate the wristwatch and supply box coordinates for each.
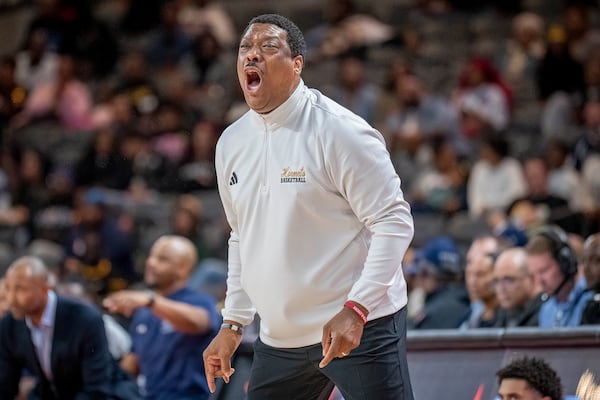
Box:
[145,290,156,308]
[221,323,243,335]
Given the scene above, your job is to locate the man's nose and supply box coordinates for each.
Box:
[246,46,261,62]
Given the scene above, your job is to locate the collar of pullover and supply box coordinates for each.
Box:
[254,80,305,128]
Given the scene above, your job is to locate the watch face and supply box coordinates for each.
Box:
[222,323,242,334]
[146,291,155,307]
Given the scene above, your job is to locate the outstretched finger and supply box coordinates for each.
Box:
[319,337,340,368]
[205,360,217,393]
[321,326,332,357]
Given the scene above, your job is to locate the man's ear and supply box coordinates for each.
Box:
[293,56,303,75]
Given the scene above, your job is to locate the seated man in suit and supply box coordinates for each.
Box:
[0,256,131,400]
[0,278,8,317]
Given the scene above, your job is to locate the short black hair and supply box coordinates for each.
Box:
[245,14,306,59]
[481,133,509,158]
[496,356,563,400]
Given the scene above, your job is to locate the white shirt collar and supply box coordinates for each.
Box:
[26,290,57,330]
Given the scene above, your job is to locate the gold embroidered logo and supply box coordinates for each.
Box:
[280,167,306,183]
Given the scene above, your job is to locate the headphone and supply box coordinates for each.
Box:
[535,226,578,278]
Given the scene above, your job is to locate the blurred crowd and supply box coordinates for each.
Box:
[0,0,598,327]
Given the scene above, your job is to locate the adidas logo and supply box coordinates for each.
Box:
[229,171,238,186]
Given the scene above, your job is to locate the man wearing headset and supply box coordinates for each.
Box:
[525,225,593,327]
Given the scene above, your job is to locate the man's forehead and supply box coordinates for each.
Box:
[7,265,29,279]
[494,259,517,275]
[153,239,184,261]
[584,236,600,256]
[243,23,287,39]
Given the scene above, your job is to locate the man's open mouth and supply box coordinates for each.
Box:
[246,71,261,90]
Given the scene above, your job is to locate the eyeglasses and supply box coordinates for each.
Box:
[492,275,526,287]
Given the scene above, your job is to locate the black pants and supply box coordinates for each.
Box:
[246,307,414,400]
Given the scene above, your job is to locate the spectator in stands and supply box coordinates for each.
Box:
[536,24,584,102]
[496,356,562,400]
[147,102,190,167]
[492,248,543,327]
[384,73,466,190]
[115,132,179,193]
[177,119,219,192]
[543,138,580,208]
[409,237,470,329]
[167,194,210,260]
[463,236,501,328]
[571,101,600,235]
[0,278,8,317]
[525,225,593,327]
[507,156,580,234]
[177,0,238,49]
[563,2,600,64]
[145,1,192,70]
[0,56,27,133]
[581,47,600,106]
[326,50,380,125]
[580,233,600,325]
[75,127,131,190]
[409,135,468,215]
[486,209,529,248]
[12,53,95,131]
[467,134,527,218]
[68,6,119,80]
[21,0,77,54]
[9,147,52,242]
[0,256,138,399]
[104,235,221,400]
[575,97,600,157]
[496,12,545,96]
[119,0,163,37]
[179,30,236,119]
[15,28,58,90]
[63,189,136,294]
[453,57,512,135]
[304,0,395,61]
[388,73,465,154]
[114,51,160,116]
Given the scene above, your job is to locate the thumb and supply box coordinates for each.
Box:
[221,356,234,383]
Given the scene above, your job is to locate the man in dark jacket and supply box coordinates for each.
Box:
[0,256,136,399]
[581,233,600,325]
[408,237,471,329]
[493,247,543,327]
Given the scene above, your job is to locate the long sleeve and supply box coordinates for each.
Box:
[325,121,414,312]
[215,138,257,326]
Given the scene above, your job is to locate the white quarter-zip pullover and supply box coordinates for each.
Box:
[216,82,414,348]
